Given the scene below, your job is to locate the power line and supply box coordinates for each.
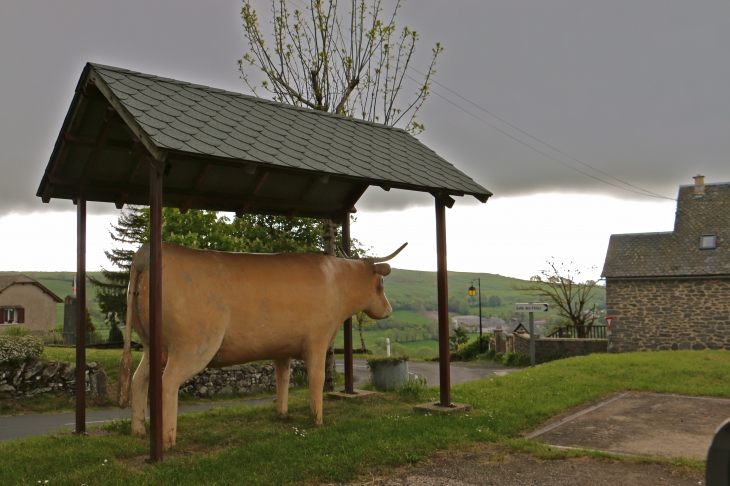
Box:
[408,66,676,201]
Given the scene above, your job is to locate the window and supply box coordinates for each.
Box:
[700,234,716,250]
[2,308,15,323]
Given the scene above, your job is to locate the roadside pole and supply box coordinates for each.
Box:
[515,303,548,368]
[529,311,535,367]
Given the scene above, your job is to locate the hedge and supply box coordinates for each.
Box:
[0,335,44,365]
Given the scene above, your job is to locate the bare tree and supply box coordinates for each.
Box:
[512,260,601,338]
[239,0,443,134]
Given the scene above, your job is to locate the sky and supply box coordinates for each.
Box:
[0,1,727,280]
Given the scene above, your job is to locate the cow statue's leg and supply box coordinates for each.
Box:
[130,348,150,437]
[160,342,223,448]
[304,347,327,425]
[273,357,292,417]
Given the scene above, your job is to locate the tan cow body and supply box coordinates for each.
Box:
[120,242,401,448]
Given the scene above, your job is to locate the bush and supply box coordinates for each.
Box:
[451,335,491,361]
[366,355,409,370]
[0,335,44,365]
[502,352,530,367]
[108,325,124,343]
[2,326,31,337]
[395,375,428,400]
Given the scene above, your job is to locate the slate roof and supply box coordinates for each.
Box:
[36,63,490,215]
[0,274,63,302]
[601,182,730,278]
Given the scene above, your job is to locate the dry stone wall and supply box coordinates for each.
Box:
[179,360,307,397]
[513,333,606,361]
[606,278,730,352]
[0,360,107,399]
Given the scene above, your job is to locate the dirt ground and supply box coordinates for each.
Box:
[530,393,730,460]
[351,444,704,486]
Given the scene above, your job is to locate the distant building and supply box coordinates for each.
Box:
[601,176,730,352]
[452,315,506,332]
[0,274,62,334]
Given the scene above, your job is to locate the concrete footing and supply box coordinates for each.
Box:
[413,402,471,414]
[328,389,378,400]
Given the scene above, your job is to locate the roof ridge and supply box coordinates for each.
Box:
[89,63,413,135]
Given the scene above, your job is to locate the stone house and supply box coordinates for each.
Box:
[0,274,62,334]
[601,176,730,352]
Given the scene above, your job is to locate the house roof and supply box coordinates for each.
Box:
[602,181,730,279]
[0,274,63,303]
[36,63,491,220]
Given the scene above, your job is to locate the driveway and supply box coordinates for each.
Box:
[1,360,513,443]
[335,358,516,388]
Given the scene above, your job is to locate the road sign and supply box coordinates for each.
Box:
[514,303,548,313]
[605,316,613,330]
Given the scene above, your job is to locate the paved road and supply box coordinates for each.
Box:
[335,358,516,388]
[1,359,514,442]
[0,396,276,443]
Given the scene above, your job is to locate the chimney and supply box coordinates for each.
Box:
[693,174,705,196]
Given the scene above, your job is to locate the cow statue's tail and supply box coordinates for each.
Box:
[117,266,139,407]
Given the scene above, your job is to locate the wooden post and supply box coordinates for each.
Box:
[322,218,336,391]
[75,194,86,434]
[435,197,451,407]
[148,162,164,462]
[342,212,354,393]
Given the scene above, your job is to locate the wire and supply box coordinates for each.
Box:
[408,66,676,201]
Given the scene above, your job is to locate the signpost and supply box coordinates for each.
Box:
[515,303,548,367]
[605,316,614,353]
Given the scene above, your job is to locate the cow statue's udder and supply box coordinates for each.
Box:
[117,242,406,449]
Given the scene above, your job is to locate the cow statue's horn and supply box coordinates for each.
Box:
[364,243,408,264]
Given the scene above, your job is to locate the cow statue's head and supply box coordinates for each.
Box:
[341,243,407,320]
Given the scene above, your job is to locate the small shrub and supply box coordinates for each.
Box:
[2,326,31,337]
[0,335,44,365]
[502,352,530,367]
[395,375,428,400]
[366,355,409,370]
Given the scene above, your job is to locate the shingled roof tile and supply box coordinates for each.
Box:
[159,125,192,143]
[151,131,184,150]
[86,63,491,200]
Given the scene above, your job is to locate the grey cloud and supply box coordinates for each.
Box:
[1,0,728,216]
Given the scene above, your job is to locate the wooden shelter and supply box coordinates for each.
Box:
[37,63,492,461]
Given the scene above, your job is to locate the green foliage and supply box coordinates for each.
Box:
[502,352,529,367]
[486,295,502,307]
[366,356,409,370]
[451,335,491,361]
[0,335,44,365]
[1,326,31,337]
[449,326,469,352]
[84,307,95,334]
[395,375,428,401]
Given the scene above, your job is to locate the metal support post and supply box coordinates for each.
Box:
[435,198,451,407]
[342,212,354,394]
[148,162,164,462]
[75,195,86,435]
[477,279,483,353]
[529,311,535,368]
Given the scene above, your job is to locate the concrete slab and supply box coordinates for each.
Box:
[414,402,471,415]
[527,392,730,459]
[328,389,378,400]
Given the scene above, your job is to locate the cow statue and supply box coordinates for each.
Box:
[118,241,406,448]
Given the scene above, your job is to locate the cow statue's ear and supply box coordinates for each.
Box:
[373,263,391,276]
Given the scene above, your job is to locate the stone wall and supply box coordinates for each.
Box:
[0,360,107,399]
[606,278,730,353]
[513,333,606,361]
[179,360,307,397]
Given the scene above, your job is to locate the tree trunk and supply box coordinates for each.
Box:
[323,218,336,391]
[358,322,367,351]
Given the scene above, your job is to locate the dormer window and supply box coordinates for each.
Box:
[700,234,716,250]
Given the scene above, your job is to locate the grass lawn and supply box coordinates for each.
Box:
[333,328,440,356]
[1,350,725,485]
